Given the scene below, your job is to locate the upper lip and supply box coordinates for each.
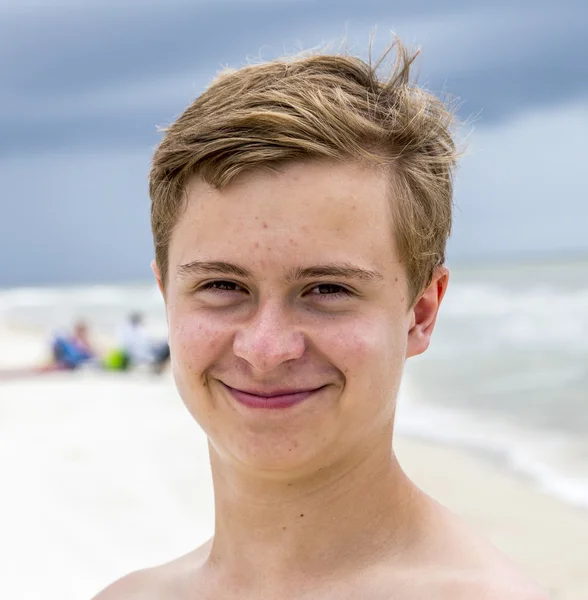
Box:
[222,382,325,397]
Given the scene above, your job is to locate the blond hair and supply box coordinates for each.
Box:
[149,40,458,304]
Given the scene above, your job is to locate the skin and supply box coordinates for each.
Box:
[94,160,547,599]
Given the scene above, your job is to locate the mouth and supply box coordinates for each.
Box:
[220,382,327,410]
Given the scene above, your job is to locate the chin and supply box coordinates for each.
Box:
[214,432,337,476]
[206,399,343,475]
[177,376,358,475]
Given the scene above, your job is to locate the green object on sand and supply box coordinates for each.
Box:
[103,348,129,371]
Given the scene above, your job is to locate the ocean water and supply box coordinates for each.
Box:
[0,259,587,510]
[398,259,588,509]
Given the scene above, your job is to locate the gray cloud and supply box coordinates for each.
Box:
[0,151,154,286]
[0,0,587,155]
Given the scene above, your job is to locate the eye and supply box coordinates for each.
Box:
[199,280,246,294]
[307,283,354,299]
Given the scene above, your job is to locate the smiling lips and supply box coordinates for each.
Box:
[222,383,325,409]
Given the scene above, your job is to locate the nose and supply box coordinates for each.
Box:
[233,300,306,373]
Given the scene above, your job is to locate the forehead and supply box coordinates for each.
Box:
[170,160,398,271]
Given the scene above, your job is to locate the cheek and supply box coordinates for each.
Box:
[325,317,403,376]
[330,329,372,377]
[168,311,230,437]
[169,311,226,374]
[330,319,406,434]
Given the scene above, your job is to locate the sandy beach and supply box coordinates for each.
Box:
[0,367,585,599]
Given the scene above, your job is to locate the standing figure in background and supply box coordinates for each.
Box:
[117,313,170,374]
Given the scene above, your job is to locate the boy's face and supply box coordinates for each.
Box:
[156,160,447,473]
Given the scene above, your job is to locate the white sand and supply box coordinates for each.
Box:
[0,322,49,369]
[0,371,586,599]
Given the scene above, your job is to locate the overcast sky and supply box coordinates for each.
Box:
[1,0,587,287]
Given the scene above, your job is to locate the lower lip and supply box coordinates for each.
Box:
[222,384,323,410]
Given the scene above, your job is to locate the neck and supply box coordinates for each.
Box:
[205,432,420,588]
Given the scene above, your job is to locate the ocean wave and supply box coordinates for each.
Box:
[0,284,162,312]
[396,381,588,511]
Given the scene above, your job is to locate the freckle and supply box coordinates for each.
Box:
[282,526,287,531]
[394,277,399,283]
[262,222,268,229]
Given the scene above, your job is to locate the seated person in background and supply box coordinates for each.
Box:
[50,320,95,370]
[0,320,96,380]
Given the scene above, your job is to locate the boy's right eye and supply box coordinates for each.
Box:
[199,280,246,294]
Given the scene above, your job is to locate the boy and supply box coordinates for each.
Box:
[95,41,547,599]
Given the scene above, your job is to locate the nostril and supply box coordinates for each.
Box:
[233,327,305,372]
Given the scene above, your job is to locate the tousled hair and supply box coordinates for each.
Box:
[149,39,459,304]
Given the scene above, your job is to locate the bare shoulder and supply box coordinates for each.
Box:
[439,535,551,599]
[445,574,551,600]
[391,494,551,599]
[91,541,212,600]
[379,564,549,600]
[91,568,161,600]
[437,543,550,600]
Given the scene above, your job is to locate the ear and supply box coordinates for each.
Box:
[151,259,165,299]
[406,267,449,359]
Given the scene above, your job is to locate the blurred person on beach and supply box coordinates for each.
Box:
[0,319,97,380]
[49,319,95,371]
[94,38,548,600]
[103,312,170,374]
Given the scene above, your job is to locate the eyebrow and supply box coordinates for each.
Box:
[177,260,383,283]
[177,261,251,280]
[285,264,383,283]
